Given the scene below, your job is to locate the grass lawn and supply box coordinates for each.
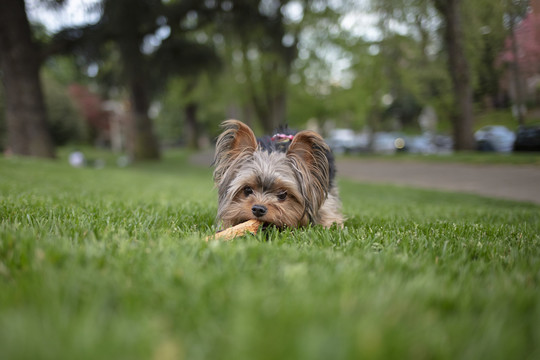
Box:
[1,151,539,360]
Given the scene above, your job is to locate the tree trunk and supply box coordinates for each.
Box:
[509,14,526,125]
[0,0,55,158]
[184,102,200,149]
[120,43,160,161]
[269,93,286,133]
[434,0,475,151]
[130,78,160,160]
[239,37,288,134]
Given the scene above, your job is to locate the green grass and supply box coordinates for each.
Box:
[1,151,539,360]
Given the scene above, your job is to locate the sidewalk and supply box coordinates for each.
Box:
[337,158,540,204]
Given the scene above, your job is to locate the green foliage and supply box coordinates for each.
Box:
[210,0,300,132]
[155,74,232,144]
[287,83,364,130]
[44,55,88,86]
[154,78,187,144]
[1,152,539,359]
[42,71,86,146]
[462,0,508,105]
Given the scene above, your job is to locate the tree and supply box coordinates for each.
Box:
[95,0,162,160]
[215,0,303,133]
[370,0,476,149]
[464,0,507,109]
[50,0,221,159]
[0,0,55,158]
[433,0,475,150]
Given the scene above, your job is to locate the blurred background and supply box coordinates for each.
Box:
[1,0,539,162]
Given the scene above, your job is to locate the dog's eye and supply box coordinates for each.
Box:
[243,186,253,196]
[277,191,287,201]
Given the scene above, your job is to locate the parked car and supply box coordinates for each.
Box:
[326,129,368,154]
[404,134,436,154]
[392,134,453,154]
[326,129,356,154]
[432,134,453,152]
[372,132,400,154]
[513,125,540,152]
[474,125,516,153]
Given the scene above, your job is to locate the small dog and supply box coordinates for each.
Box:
[213,120,344,229]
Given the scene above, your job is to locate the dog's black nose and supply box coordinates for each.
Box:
[251,204,267,217]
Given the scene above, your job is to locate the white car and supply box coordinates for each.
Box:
[474,126,516,153]
[326,129,358,154]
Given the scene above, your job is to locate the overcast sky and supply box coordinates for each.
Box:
[26,0,101,33]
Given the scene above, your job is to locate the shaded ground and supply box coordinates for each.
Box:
[337,158,540,204]
[190,151,540,204]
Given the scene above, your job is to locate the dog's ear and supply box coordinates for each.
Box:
[287,131,329,170]
[213,120,257,185]
[286,131,331,222]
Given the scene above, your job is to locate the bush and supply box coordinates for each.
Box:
[42,72,87,146]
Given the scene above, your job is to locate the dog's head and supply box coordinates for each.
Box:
[213,120,331,228]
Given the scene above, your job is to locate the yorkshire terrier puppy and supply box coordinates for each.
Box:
[213,120,344,229]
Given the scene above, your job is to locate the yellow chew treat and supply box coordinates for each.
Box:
[206,219,263,241]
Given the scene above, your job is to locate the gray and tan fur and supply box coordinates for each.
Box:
[213,120,344,229]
